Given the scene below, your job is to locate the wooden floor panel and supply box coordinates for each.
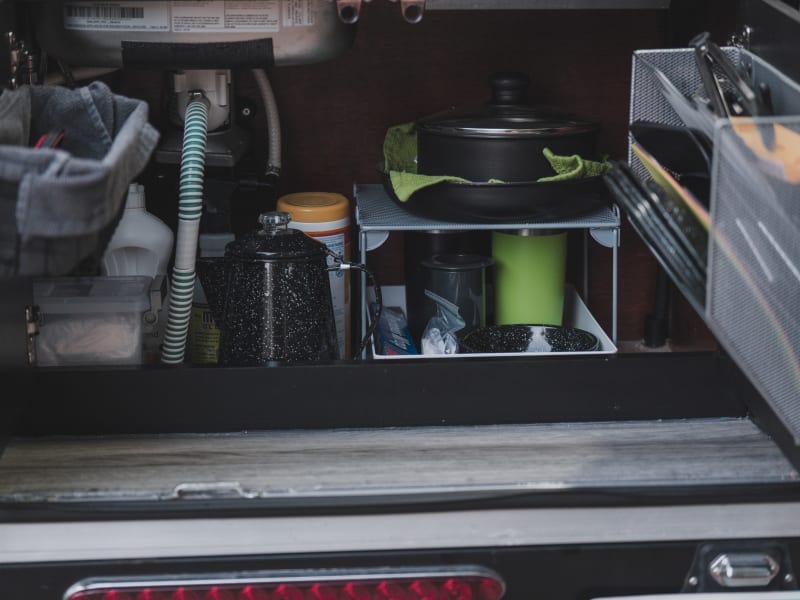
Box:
[0,418,796,502]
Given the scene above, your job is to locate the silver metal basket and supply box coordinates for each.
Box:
[629,47,800,443]
[709,118,800,442]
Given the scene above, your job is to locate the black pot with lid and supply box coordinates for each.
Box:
[416,72,600,182]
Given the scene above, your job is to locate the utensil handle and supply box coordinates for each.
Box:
[690,32,730,118]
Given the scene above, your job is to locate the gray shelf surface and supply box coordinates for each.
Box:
[354,184,621,232]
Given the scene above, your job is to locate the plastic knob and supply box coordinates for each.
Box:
[489,72,530,106]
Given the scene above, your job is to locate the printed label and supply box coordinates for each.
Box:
[63,1,315,32]
[171,1,280,33]
[188,303,221,364]
[64,2,170,31]
[283,0,315,26]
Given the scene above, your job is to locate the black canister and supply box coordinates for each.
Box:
[197,212,339,365]
[418,253,494,344]
[404,229,491,347]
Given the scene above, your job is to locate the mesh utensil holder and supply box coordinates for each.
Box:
[629,47,742,180]
[0,81,159,278]
[629,47,800,443]
[709,119,800,443]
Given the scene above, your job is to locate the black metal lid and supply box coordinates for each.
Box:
[417,72,598,139]
[225,211,327,260]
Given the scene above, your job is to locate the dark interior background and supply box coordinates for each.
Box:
[21,0,738,350]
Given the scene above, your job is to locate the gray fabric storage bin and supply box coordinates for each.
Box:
[0,81,160,278]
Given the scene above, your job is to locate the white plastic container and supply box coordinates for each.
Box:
[101,183,174,363]
[188,232,235,365]
[277,192,351,359]
[36,0,355,68]
[102,184,174,278]
[368,284,617,360]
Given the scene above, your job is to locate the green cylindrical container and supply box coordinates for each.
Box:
[492,229,568,326]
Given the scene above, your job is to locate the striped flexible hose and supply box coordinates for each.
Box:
[161,93,210,364]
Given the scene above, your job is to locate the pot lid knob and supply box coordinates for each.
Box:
[258,211,291,234]
[489,72,530,106]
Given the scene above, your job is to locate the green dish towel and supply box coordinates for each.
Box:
[383,122,469,202]
[538,147,613,182]
[389,171,471,202]
[383,122,418,174]
[382,122,612,202]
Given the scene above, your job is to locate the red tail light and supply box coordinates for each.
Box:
[66,568,505,600]
[239,586,269,600]
[341,582,372,600]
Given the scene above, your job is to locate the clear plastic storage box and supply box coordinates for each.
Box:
[33,276,153,367]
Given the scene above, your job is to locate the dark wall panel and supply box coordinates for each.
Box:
[111,4,730,346]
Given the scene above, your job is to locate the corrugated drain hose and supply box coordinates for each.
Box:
[161,92,210,364]
[251,68,281,177]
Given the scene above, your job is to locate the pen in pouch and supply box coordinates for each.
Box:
[34,130,65,149]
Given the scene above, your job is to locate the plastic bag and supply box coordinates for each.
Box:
[421,289,465,355]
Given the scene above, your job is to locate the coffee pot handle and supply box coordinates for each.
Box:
[324,248,382,361]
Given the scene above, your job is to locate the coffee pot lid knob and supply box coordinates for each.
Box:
[228,210,322,259]
[258,211,291,233]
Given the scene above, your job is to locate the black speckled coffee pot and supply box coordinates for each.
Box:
[197,211,339,365]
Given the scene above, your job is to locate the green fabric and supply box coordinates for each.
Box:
[389,171,470,203]
[382,122,471,202]
[382,122,611,202]
[383,122,419,174]
[537,147,613,182]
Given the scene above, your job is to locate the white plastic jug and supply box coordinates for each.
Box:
[102,184,173,278]
[101,183,174,363]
